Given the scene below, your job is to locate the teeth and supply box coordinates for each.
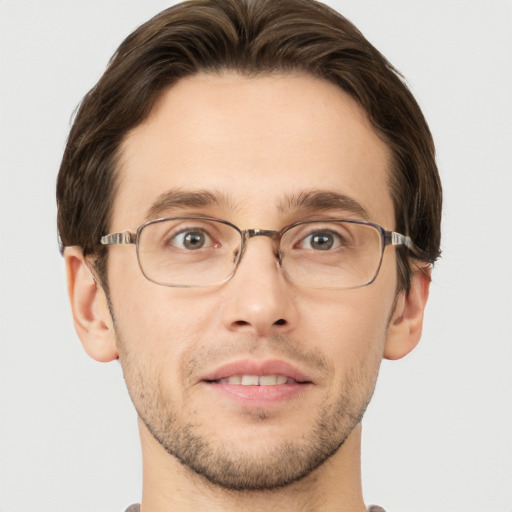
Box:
[259,375,277,385]
[217,375,294,386]
[225,375,241,384]
[241,375,259,385]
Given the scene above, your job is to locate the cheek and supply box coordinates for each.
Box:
[110,288,207,416]
[299,295,389,422]
[298,283,396,383]
[108,250,203,343]
[109,266,222,383]
[303,289,392,347]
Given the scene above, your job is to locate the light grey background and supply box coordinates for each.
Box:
[1,1,511,511]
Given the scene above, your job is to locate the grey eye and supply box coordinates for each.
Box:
[172,230,211,250]
[301,231,341,251]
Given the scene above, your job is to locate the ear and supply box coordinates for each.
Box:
[64,247,118,362]
[384,265,431,360]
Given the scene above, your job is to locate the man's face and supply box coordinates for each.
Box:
[107,73,400,489]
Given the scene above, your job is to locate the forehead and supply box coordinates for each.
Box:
[115,72,394,229]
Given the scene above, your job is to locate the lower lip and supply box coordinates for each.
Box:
[205,382,311,407]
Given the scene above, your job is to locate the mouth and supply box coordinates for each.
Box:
[202,359,312,385]
[201,359,313,406]
[213,375,299,385]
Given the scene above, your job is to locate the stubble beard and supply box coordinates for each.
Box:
[143,380,371,491]
[116,333,380,492]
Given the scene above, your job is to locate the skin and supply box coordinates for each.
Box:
[65,73,430,512]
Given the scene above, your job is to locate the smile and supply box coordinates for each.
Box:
[201,359,313,385]
[215,375,297,385]
[201,360,313,406]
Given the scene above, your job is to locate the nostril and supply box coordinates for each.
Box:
[274,318,286,326]
[234,320,250,326]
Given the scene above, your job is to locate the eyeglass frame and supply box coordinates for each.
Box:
[100,216,423,289]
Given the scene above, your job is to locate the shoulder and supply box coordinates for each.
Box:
[124,504,384,511]
[123,505,386,511]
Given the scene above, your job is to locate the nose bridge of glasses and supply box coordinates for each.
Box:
[244,228,280,240]
[241,229,282,260]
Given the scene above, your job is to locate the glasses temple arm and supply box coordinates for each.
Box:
[389,231,429,260]
[100,231,137,245]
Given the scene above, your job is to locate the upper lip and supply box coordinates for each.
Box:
[201,359,313,383]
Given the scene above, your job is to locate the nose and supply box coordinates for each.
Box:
[220,235,298,337]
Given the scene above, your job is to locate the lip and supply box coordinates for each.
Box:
[201,359,314,407]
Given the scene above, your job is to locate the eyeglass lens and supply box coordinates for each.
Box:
[135,218,384,289]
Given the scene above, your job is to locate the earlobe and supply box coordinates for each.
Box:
[384,265,431,360]
[64,247,118,362]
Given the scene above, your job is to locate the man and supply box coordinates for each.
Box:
[57,0,441,510]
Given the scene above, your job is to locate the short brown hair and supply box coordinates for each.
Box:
[57,0,442,291]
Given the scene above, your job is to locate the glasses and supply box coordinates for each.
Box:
[100,217,420,289]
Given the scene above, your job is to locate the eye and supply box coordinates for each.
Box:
[170,229,213,250]
[299,230,343,251]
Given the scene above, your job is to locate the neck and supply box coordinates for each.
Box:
[138,418,366,512]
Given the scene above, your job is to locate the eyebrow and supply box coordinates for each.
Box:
[145,189,233,221]
[279,190,369,219]
[145,188,369,222]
